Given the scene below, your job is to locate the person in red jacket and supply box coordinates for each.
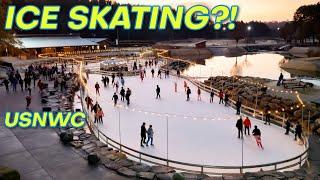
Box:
[243,117,251,135]
[219,90,224,104]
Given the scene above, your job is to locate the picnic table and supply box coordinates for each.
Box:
[282,79,308,90]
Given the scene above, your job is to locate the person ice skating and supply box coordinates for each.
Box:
[210,89,214,103]
[224,92,229,107]
[85,95,93,110]
[236,99,242,115]
[26,95,32,110]
[144,69,146,77]
[146,125,154,146]
[252,125,264,149]
[125,88,131,105]
[115,81,119,93]
[97,107,104,124]
[3,79,9,92]
[197,87,201,101]
[141,122,147,147]
[120,87,125,101]
[294,122,303,143]
[91,102,101,113]
[112,93,119,106]
[174,82,177,92]
[120,77,125,86]
[285,120,291,135]
[102,76,107,87]
[236,116,243,139]
[111,73,115,85]
[184,81,187,92]
[243,117,251,135]
[95,82,100,95]
[106,76,110,86]
[157,69,161,79]
[151,68,155,78]
[156,85,161,99]
[219,90,224,104]
[177,69,180,77]
[186,87,191,101]
[264,108,271,125]
[140,70,144,82]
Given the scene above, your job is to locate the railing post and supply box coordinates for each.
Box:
[201,166,204,174]
[299,156,302,168]
[139,153,142,164]
[240,167,243,174]
[274,164,277,170]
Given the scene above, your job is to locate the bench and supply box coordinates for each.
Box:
[283,79,307,90]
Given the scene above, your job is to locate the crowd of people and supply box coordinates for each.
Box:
[1,62,74,110]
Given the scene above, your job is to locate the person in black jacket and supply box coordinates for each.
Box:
[156,85,161,99]
[285,120,291,135]
[236,117,243,139]
[294,122,303,143]
[210,90,214,103]
[125,88,131,105]
[120,87,125,101]
[186,87,191,101]
[252,125,264,149]
[224,93,229,107]
[141,122,147,147]
[236,99,242,115]
[112,93,119,106]
[3,79,9,92]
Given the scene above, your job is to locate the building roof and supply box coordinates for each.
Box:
[15,36,104,49]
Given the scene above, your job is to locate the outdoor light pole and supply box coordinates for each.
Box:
[118,107,122,152]
[241,137,244,173]
[166,115,169,166]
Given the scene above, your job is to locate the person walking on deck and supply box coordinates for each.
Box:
[26,95,32,110]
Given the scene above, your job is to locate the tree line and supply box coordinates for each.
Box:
[280,3,320,45]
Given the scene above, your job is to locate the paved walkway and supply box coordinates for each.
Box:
[0,85,127,180]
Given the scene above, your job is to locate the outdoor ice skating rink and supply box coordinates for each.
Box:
[85,69,305,171]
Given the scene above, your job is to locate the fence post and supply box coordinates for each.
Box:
[299,156,302,168]
[139,153,142,164]
[274,164,277,170]
[201,166,204,174]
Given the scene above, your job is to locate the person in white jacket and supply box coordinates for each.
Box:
[146,125,154,146]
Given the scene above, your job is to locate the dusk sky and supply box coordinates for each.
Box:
[115,0,319,22]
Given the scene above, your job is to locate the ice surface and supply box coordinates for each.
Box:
[85,68,305,171]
